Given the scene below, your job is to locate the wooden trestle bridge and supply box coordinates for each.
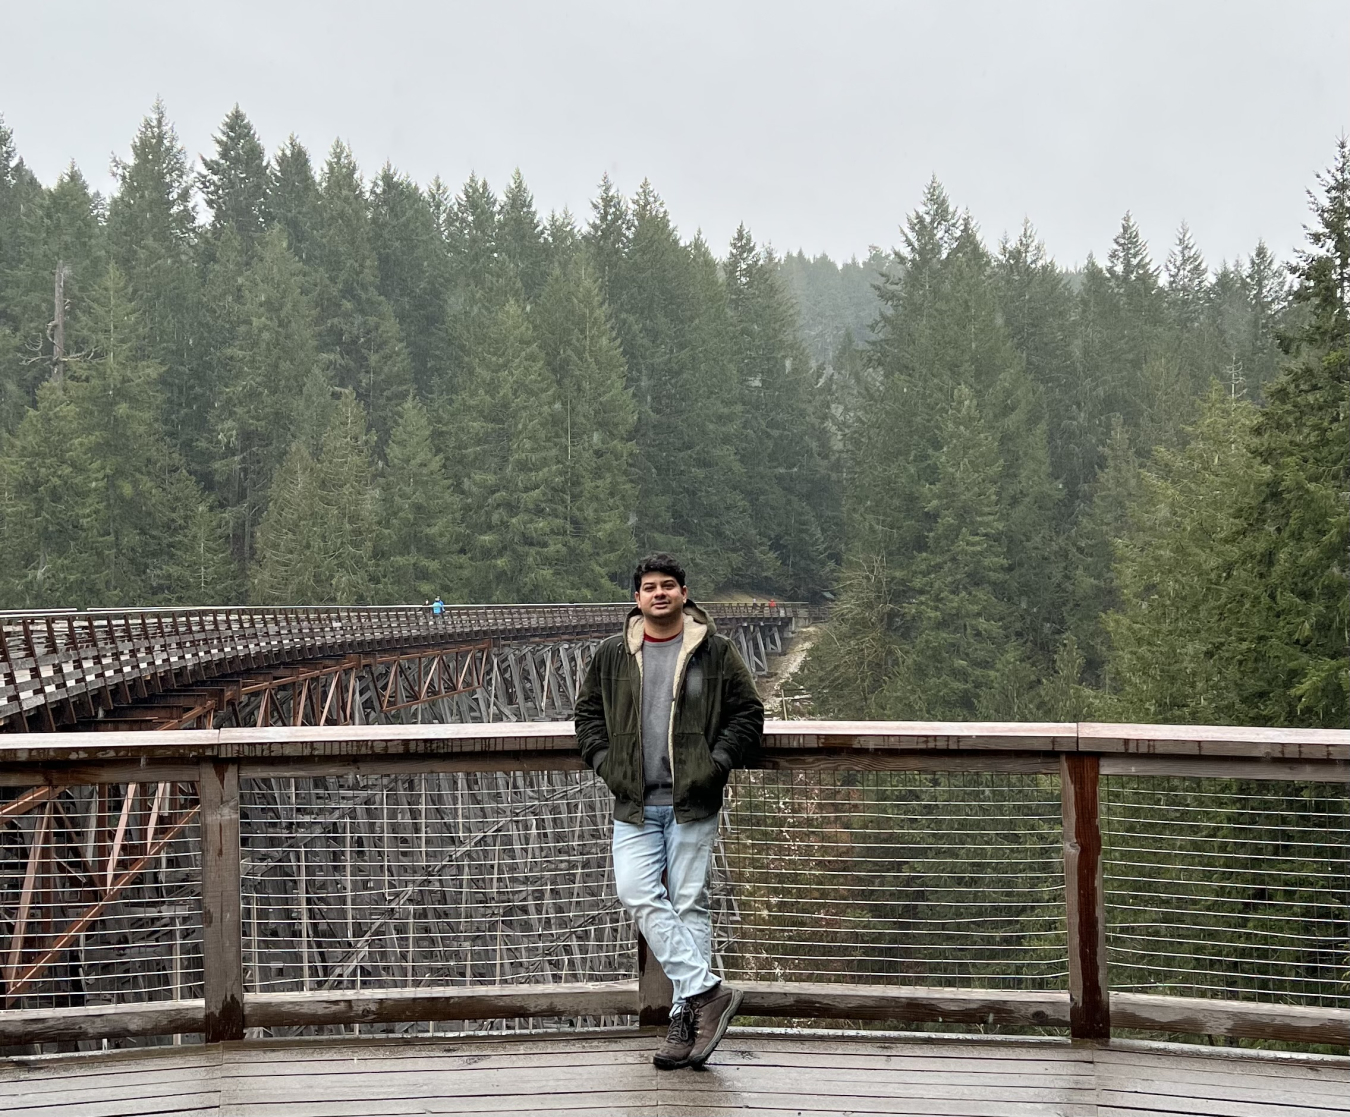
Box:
[0,602,802,732]
[0,604,1345,1115]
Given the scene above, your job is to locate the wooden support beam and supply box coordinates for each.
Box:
[0,998,205,1044]
[1111,992,1349,1047]
[738,982,1070,1029]
[0,983,1341,1047]
[244,980,637,1029]
[199,759,244,1043]
[1100,754,1350,782]
[1061,753,1109,1041]
[4,802,52,993]
[0,784,62,820]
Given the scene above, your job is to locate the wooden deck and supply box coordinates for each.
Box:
[2,1030,1346,1116]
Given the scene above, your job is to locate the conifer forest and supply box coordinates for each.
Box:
[0,104,1345,731]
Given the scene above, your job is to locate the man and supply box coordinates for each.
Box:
[575,553,763,1070]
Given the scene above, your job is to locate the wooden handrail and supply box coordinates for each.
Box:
[0,719,1345,770]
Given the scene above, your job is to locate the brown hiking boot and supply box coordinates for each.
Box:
[686,982,743,1068]
[652,1001,696,1070]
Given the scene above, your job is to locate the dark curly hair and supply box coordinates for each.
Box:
[632,552,687,592]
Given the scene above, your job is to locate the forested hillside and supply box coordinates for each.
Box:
[0,103,838,608]
[800,150,1348,730]
[0,104,1344,727]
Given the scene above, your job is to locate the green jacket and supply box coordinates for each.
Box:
[575,600,764,824]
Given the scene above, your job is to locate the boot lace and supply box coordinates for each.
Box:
[666,1001,695,1045]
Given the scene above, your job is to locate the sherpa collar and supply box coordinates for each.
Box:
[624,598,715,656]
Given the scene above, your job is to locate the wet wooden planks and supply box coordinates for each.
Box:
[0,1044,220,1116]
[0,1031,1345,1117]
[1095,1042,1350,1117]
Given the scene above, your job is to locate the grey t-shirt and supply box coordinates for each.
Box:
[640,630,683,805]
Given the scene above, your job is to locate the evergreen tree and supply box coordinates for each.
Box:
[252,391,376,604]
[1039,635,1097,720]
[448,299,567,602]
[594,181,752,588]
[369,164,451,398]
[442,173,508,384]
[1066,418,1141,685]
[777,247,888,367]
[850,177,962,568]
[882,386,1010,718]
[212,227,321,566]
[1070,214,1170,479]
[313,141,412,439]
[1242,240,1287,390]
[375,394,464,603]
[1239,139,1349,724]
[1105,389,1266,722]
[1164,221,1209,328]
[544,207,581,276]
[268,136,323,267]
[725,224,837,597]
[199,105,270,256]
[811,180,1057,714]
[795,555,897,718]
[498,169,549,304]
[0,160,106,429]
[0,264,230,605]
[583,173,631,313]
[996,221,1078,514]
[106,100,205,472]
[0,378,84,605]
[536,258,636,597]
[1108,147,1347,727]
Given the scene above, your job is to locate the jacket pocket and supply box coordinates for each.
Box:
[604,731,638,796]
[677,731,723,797]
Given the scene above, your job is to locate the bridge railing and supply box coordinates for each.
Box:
[0,721,1344,1050]
[0,602,809,730]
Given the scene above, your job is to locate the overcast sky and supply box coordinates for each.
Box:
[3,1,1347,269]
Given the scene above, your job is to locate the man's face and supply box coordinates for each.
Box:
[635,572,688,621]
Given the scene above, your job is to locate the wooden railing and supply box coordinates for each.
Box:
[0,720,1345,1048]
[0,602,808,730]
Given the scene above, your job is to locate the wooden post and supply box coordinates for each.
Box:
[1061,753,1109,1040]
[199,760,244,1042]
[636,930,672,1027]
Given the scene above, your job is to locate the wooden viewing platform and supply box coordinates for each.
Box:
[1,719,1346,1114]
[2,1029,1347,1115]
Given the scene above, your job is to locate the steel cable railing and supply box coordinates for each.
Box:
[240,771,632,1004]
[0,721,1345,1054]
[714,770,1067,989]
[1102,776,1348,1008]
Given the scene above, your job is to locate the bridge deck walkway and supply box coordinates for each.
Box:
[3,1029,1346,1116]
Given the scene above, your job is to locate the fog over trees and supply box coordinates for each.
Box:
[0,104,1344,728]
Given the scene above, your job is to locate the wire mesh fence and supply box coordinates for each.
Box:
[1102,775,1349,1008]
[714,770,1068,989]
[0,783,203,1012]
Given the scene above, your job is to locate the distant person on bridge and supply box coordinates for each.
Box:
[576,553,763,1070]
[431,596,444,616]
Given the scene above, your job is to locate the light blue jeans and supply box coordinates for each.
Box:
[612,806,721,1005]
